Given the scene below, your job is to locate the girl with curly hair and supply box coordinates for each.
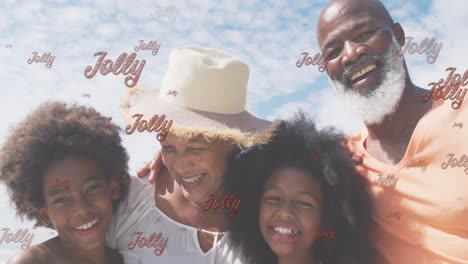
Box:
[0,101,131,264]
[226,113,376,264]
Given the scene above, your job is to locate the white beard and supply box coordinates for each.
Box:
[331,37,406,125]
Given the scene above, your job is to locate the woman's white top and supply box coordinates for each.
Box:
[106,176,246,264]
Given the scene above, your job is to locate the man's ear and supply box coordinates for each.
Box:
[393,22,406,47]
[38,208,52,227]
[110,178,120,200]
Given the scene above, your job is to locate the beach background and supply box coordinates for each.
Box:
[0,0,467,262]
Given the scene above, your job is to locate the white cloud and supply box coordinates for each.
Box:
[266,87,362,135]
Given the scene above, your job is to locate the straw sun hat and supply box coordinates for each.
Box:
[122,45,275,146]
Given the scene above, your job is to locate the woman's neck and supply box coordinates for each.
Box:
[277,251,316,264]
[156,168,229,231]
[179,185,230,231]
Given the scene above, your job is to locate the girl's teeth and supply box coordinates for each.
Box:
[273,227,300,235]
[75,219,98,230]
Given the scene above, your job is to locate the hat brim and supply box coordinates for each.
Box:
[122,87,273,146]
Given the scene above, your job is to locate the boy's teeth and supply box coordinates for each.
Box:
[273,227,300,235]
[75,219,98,230]
[351,64,377,81]
[182,174,203,183]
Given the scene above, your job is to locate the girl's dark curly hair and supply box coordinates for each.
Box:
[0,101,131,228]
[225,111,375,264]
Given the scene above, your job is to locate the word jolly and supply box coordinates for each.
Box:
[84,52,146,88]
[125,114,173,142]
[311,153,321,159]
[0,228,34,251]
[127,232,168,256]
[134,40,161,56]
[167,90,177,96]
[148,5,179,23]
[27,52,55,68]
[421,67,468,110]
[405,159,428,172]
[312,229,335,240]
[398,36,443,64]
[202,194,241,216]
[441,153,468,175]
[386,211,401,220]
[453,122,463,129]
[296,52,327,72]
[373,174,399,189]
[54,180,71,191]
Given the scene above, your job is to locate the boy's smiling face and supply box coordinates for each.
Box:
[259,167,322,261]
[39,156,119,252]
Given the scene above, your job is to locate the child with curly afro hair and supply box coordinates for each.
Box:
[225,112,376,264]
[0,101,131,264]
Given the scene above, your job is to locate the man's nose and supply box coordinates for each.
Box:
[341,40,367,68]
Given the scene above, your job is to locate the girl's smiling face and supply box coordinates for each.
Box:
[259,167,322,260]
[39,156,119,252]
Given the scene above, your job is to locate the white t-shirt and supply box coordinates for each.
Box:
[106,176,246,264]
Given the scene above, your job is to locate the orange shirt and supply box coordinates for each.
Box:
[346,98,468,264]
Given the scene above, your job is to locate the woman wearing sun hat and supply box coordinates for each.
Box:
[106,46,273,264]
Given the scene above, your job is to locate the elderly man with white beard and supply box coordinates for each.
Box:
[317,0,468,263]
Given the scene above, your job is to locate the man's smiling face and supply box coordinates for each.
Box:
[317,0,408,125]
[319,6,394,93]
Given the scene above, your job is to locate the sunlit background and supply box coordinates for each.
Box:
[0,0,467,262]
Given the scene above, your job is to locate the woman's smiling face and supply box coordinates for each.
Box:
[160,134,233,204]
[259,167,323,259]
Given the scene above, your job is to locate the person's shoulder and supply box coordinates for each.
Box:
[109,175,155,225]
[7,245,49,264]
[125,175,154,201]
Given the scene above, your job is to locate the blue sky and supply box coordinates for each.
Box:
[0,0,467,262]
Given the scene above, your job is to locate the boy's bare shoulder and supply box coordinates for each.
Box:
[7,244,49,264]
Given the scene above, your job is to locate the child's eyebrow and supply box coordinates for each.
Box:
[81,175,102,185]
[298,191,323,204]
[263,185,281,191]
[48,188,66,196]
[298,191,315,196]
[298,191,321,200]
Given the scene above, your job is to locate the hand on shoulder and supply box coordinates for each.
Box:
[136,152,164,184]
